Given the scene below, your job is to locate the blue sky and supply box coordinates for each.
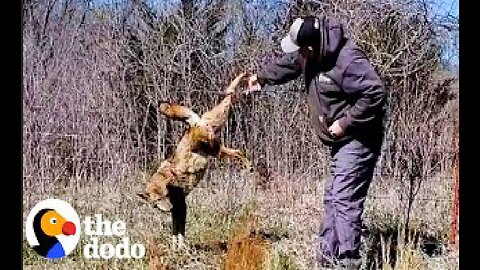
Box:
[434,0,458,17]
[432,0,459,69]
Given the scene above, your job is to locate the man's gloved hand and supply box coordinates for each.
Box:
[245,74,262,95]
[328,120,345,138]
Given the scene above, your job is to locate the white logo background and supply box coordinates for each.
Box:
[25,198,81,256]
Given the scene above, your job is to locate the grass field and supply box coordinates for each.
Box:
[23,166,459,270]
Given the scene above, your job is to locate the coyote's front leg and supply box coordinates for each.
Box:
[201,72,246,130]
[218,145,253,172]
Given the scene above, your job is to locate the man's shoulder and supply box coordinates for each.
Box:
[339,40,368,64]
[340,41,380,76]
[326,41,367,82]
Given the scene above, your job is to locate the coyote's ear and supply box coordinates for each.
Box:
[137,192,171,211]
[158,99,171,105]
[158,102,171,114]
[158,100,172,108]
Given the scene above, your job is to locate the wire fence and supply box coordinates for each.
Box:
[22,126,458,203]
[22,102,459,255]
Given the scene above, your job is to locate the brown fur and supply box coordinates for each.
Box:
[138,73,252,218]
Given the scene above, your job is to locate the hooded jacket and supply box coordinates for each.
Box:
[257,16,386,148]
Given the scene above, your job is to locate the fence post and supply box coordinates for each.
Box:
[450,126,459,249]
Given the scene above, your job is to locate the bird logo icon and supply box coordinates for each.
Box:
[25,199,81,259]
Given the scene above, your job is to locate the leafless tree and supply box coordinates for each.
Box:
[23,0,458,247]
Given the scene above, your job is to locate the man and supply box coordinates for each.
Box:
[245,16,387,269]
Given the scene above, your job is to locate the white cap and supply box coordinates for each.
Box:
[281,18,304,53]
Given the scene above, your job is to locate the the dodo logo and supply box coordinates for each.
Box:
[25,199,81,259]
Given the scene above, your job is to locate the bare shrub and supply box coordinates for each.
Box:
[23,0,458,269]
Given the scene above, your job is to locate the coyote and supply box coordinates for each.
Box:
[138,73,252,246]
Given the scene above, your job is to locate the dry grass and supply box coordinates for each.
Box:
[147,238,169,270]
[376,228,427,270]
[23,1,458,269]
[224,211,270,270]
[23,168,457,270]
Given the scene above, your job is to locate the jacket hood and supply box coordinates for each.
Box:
[316,16,348,71]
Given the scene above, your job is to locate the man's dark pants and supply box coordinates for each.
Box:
[317,138,381,263]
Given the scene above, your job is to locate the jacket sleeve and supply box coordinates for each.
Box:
[337,58,387,132]
[257,53,303,86]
